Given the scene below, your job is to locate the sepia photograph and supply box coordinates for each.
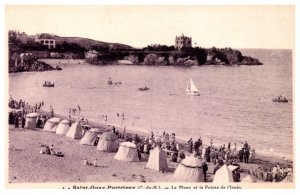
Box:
[4,3,295,189]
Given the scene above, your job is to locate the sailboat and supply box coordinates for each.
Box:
[186,78,200,96]
[107,77,113,85]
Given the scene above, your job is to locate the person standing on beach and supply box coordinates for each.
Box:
[238,149,244,162]
[14,114,19,128]
[77,105,81,115]
[202,161,208,181]
[205,147,211,162]
[232,143,237,156]
[21,114,25,128]
[194,138,201,156]
[50,106,54,118]
[188,138,193,153]
[244,148,250,163]
[227,142,231,150]
[150,132,154,140]
[68,114,72,127]
[243,141,249,150]
[170,133,176,143]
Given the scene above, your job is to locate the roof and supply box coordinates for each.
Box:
[180,156,202,168]
[120,141,137,149]
[39,33,54,39]
[99,132,118,141]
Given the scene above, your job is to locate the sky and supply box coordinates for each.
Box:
[5,5,294,49]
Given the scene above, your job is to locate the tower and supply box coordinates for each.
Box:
[175,33,192,50]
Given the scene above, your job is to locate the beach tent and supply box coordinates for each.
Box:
[66,122,83,139]
[228,165,239,172]
[97,131,118,152]
[241,175,254,183]
[173,155,204,182]
[56,120,70,135]
[114,142,139,162]
[80,128,102,146]
[213,164,234,183]
[146,146,168,171]
[25,112,39,129]
[43,117,62,132]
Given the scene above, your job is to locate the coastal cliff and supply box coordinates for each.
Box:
[9,53,56,73]
[85,47,263,66]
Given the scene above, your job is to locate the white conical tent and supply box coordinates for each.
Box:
[213,164,234,183]
[56,120,70,135]
[66,122,83,139]
[146,146,168,171]
[173,155,204,182]
[80,128,102,146]
[114,142,139,162]
[97,131,118,152]
[25,112,39,129]
[43,117,62,132]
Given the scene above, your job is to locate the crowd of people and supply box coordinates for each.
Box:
[8,98,47,128]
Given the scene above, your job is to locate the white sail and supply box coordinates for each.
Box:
[189,79,199,92]
[186,78,200,96]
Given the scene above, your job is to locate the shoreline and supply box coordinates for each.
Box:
[43,109,293,166]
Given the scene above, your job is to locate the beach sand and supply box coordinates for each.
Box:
[8,122,293,184]
[8,126,176,183]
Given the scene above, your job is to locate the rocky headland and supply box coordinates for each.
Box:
[9,53,57,73]
[85,47,263,66]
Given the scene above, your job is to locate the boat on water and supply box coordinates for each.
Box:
[186,78,200,96]
[273,95,288,103]
[107,77,122,85]
[43,82,55,87]
[108,77,113,85]
[138,86,150,91]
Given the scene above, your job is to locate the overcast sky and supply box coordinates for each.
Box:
[6,5,294,49]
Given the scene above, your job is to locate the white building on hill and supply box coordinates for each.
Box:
[35,33,56,49]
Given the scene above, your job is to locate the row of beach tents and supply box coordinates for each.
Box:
[23,113,252,183]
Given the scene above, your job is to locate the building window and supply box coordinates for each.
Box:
[41,40,44,44]
[50,40,53,44]
[45,40,49,44]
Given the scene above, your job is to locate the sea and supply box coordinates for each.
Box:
[8,49,293,160]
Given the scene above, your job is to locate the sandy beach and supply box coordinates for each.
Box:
[8,119,293,184]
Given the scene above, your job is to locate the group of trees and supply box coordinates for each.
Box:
[142,45,176,52]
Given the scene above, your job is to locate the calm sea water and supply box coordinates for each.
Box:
[8,49,293,159]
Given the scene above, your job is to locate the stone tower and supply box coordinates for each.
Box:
[175,33,192,50]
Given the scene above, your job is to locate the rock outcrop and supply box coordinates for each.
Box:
[9,53,56,73]
[205,48,262,65]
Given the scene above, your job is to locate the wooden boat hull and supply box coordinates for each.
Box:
[43,84,55,87]
[186,92,200,96]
